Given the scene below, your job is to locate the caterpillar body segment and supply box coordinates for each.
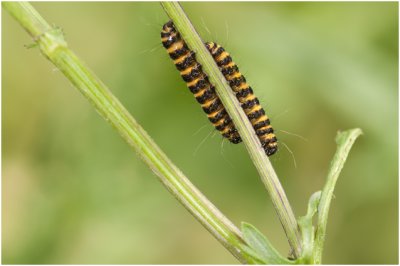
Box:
[205,42,278,156]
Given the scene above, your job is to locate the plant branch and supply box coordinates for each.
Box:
[313,128,363,263]
[161,1,302,258]
[3,2,262,263]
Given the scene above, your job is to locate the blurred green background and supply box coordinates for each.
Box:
[2,2,398,264]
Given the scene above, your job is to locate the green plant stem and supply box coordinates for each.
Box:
[313,128,363,263]
[3,2,262,264]
[161,2,302,258]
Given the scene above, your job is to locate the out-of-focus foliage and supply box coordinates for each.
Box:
[2,2,397,264]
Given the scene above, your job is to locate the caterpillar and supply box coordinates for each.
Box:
[205,42,278,156]
[161,21,242,144]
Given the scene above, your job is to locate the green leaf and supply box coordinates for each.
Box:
[237,243,269,265]
[242,222,294,264]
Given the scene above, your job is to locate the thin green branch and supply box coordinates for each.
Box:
[161,2,302,258]
[313,128,363,263]
[3,2,261,264]
[3,1,51,38]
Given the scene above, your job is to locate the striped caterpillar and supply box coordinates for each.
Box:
[161,21,277,156]
[206,42,278,156]
[161,21,241,144]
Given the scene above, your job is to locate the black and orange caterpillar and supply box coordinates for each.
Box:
[161,21,242,144]
[205,42,278,156]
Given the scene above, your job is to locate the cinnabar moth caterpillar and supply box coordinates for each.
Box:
[161,21,242,144]
[205,42,278,156]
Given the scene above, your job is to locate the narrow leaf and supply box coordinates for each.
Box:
[242,222,294,264]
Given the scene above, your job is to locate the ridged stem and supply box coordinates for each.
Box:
[161,1,302,258]
[3,2,261,263]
